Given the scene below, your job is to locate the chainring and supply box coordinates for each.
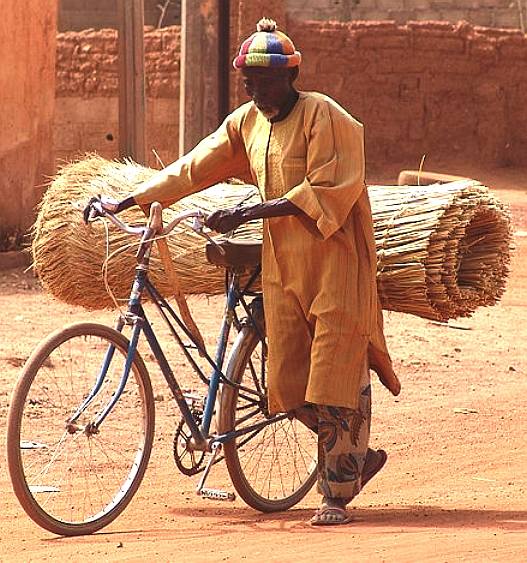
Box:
[173,416,206,476]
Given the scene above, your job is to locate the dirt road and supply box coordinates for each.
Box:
[1,167,526,562]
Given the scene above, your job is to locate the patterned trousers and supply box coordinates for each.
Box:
[294,361,371,500]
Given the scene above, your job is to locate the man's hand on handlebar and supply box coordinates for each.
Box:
[205,206,247,234]
[205,199,304,234]
[83,195,136,224]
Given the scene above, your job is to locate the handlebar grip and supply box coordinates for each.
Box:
[148,202,163,232]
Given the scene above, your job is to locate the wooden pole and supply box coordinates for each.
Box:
[118,0,146,164]
[179,0,221,156]
[218,0,230,123]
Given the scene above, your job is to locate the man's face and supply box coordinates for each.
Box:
[241,67,294,119]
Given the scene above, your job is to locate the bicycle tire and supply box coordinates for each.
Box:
[218,325,317,512]
[7,322,155,536]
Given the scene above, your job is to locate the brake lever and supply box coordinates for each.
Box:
[191,213,226,256]
[80,197,105,224]
[89,200,105,222]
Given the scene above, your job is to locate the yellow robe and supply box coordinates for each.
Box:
[132,91,400,413]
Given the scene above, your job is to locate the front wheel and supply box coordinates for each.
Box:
[6,322,155,536]
[218,325,318,512]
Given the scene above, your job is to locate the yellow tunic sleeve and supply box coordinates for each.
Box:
[283,99,365,239]
[132,105,252,208]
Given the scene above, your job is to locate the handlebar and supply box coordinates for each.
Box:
[84,198,224,256]
[87,199,208,236]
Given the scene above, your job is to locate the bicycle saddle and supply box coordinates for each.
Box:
[206,238,262,270]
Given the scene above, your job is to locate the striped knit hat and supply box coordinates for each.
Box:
[233,18,301,69]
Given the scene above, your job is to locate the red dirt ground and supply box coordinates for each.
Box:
[1,166,526,562]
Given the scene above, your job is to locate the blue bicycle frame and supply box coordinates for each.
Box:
[70,247,286,454]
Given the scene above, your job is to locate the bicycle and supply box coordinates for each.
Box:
[6,200,318,536]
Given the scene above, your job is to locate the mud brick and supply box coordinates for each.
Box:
[349,21,399,31]
[150,77,178,98]
[497,33,527,46]
[388,10,416,24]
[499,46,527,60]
[441,10,470,24]
[478,0,511,7]
[377,0,404,10]
[144,34,163,53]
[405,0,431,9]
[161,30,180,51]
[407,10,443,22]
[407,20,455,31]
[358,34,409,50]
[469,37,498,58]
[375,58,427,73]
[329,52,369,73]
[414,35,465,53]
[352,9,392,21]
[306,30,346,51]
[493,9,523,29]
[430,0,456,8]
[289,0,334,9]
[473,83,505,100]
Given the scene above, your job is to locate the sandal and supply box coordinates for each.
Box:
[310,506,353,526]
[361,448,387,490]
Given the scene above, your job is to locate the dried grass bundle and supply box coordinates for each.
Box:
[371,182,511,320]
[33,155,512,321]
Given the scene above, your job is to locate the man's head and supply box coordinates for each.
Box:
[233,18,301,119]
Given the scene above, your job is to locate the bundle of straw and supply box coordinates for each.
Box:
[371,182,511,320]
[33,155,512,321]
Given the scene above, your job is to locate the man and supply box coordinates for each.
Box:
[97,18,400,525]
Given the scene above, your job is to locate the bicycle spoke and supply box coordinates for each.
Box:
[221,327,317,510]
[234,406,263,427]
[9,324,154,534]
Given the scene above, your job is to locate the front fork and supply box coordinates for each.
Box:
[68,256,151,432]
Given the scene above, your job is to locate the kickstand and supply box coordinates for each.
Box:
[196,442,235,502]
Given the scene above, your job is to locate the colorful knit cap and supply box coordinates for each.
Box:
[233,18,301,69]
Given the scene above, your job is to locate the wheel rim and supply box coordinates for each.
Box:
[15,331,150,528]
[230,336,318,505]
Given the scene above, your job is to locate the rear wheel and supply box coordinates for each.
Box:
[219,325,317,512]
[6,322,155,536]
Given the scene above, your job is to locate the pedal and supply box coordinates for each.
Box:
[198,488,235,502]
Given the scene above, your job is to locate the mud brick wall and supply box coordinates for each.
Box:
[288,0,525,30]
[54,21,527,172]
[290,20,527,169]
[59,0,525,31]
[55,27,181,169]
[58,0,181,31]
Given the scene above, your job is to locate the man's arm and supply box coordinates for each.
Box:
[87,194,303,234]
[131,106,252,209]
[105,195,136,213]
[205,198,304,233]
